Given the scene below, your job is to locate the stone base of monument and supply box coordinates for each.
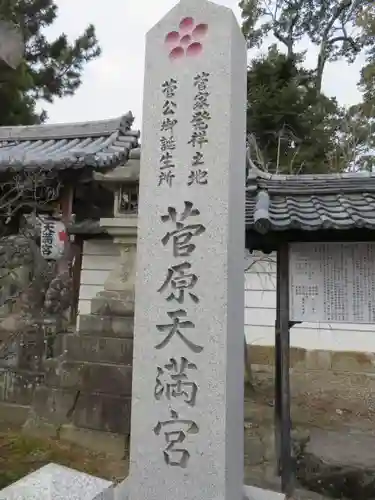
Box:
[244,485,285,500]
[113,478,285,500]
[0,463,114,499]
[0,464,286,500]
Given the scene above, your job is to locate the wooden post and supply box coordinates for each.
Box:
[274,250,282,476]
[60,184,73,225]
[278,242,293,496]
[58,184,73,273]
[70,235,83,323]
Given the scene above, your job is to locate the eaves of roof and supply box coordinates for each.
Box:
[0,112,140,172]
[246,166,375,233]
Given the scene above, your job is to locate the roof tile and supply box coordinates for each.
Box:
[0,112,140,171]
[246,166,375,232]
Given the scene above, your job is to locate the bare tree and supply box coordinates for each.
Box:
[0,166,60,229]
[241,0,369,92]
[0,167,62,361]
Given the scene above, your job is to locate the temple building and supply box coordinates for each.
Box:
[1,111,375,452]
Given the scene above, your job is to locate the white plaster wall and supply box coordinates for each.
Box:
[245,251,375,353]
[77,239,120,324]
[76,243,375,352]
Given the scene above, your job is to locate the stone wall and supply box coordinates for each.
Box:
[0,228,72,423]
[23,235,135,456]
[24,311,133,457]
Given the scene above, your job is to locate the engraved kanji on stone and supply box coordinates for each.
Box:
[191,110,211,131]
[161,78,178,98]
[161,201,206,257]
[156,309,203,353]
[160,117,178,133]
[188,169,208,186]
[188,130,208,148]
[194,72,210,92]
[154,357,198,406]
[160,136,176,152]
[163,100,177,115]
[160,151,175,169]
[193,92,210,110]
[154,409,199,468]
[192,151,205,166]
[158,170,175,187]
[158,261,199,304]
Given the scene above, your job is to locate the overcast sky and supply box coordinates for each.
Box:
[41,0,365,131]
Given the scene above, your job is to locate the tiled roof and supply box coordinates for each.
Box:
[0,112,140,172]
[246,166,375,233]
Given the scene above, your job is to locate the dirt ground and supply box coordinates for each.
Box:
[0,423,129,490]
[244,368,375,498]
[0,368,374,498]
[247,367,375,432]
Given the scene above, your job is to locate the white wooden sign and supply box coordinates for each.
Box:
[40,219,67,260]
[289,242,375,323]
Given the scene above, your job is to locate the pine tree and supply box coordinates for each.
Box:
[0,0,101,125]
[240,0,375,173]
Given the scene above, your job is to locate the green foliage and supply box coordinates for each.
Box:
[247,46,343,173]
[0,62,42,125]
[240,0,375,174]
[357,3,375,113]
[346,3,375,171]
[0,0,101,125]
[240,0,370,91]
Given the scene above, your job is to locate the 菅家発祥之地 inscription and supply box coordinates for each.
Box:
[158,73,211,188]
[188,72,211,186]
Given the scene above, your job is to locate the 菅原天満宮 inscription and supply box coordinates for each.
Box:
[153,409,199,468]
[154,357,198,406]
[154,201,206,466]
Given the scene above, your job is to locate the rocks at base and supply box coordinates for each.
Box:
[296,429,375,499]
[0,463,113,499]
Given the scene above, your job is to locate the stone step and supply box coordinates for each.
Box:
[27,385,131,435]
[45,360,132,397]
[63,333,133,365]
[78,314,133,338]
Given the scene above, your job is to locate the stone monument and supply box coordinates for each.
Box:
[126,0,250,499]
[0,2,286,498]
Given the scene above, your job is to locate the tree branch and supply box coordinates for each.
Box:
[316,0,353,91]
